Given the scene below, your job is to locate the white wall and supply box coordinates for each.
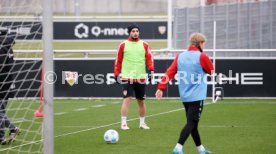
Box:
[0,0,260,15]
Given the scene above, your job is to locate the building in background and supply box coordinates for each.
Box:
[0,0,268,16]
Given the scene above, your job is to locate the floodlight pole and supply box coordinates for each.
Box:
[118,0,122,16]
[167,0,172,49]
[212,21,216,103]
[43,0,54,153]
[74,0,81,16]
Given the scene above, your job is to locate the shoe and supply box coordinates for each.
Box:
[121,124,130,130]
[0,138,7,145]
[139,123,150,129]
[7,127,21,144]
[172,147,184,154]
[199,150,212,154]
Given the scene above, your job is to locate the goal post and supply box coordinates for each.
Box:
[42,0,54,153]
[0,0,54,153]
[212,20,217,103]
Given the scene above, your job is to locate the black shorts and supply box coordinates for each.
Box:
[183,100,204,121]
[122,82,146,100]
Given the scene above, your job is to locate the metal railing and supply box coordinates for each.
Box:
[13,49,276,60]
[173,0,276,49]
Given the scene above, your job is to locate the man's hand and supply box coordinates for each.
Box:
[155,89,163,100]
[148,71,154,83]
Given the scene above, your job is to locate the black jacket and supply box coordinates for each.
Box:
[0,34,15,99]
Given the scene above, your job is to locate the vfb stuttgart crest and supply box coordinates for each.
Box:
[64,71,78,86]
[158,26,166,35]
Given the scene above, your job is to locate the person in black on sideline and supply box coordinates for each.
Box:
[0,29,20,145]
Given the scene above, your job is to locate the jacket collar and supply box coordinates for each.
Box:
[187,46,200,51]
[128,37,140,42]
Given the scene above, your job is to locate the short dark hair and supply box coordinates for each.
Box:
[127,24,140,34]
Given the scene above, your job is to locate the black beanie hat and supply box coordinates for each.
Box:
[127,24,140,34]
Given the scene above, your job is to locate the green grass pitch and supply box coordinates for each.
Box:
[1,99,275,153]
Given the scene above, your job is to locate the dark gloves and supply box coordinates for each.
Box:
[148,71,154,83]
[115,76,121,84]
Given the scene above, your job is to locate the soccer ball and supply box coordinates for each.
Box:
[104,129,119,144]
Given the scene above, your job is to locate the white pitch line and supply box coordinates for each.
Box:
[54,108,184,138]
[201,125,243,128]
[13,120,26,124]
[0,102,212,152]
[55,121,121,138]
[74,108,88,111]
[55,102,209,138]
[55,112,67,116]
[91,104,105,108]
[0,140,42,152]
[201,125,276,128]
[59,126,95,128]
[111,101,121,104]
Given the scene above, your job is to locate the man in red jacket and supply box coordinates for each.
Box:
[114,24,154,130]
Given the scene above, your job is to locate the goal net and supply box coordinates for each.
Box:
[0,0,44,153]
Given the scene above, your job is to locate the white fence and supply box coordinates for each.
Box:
[14,49,276,60]
[173,0,276,49]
